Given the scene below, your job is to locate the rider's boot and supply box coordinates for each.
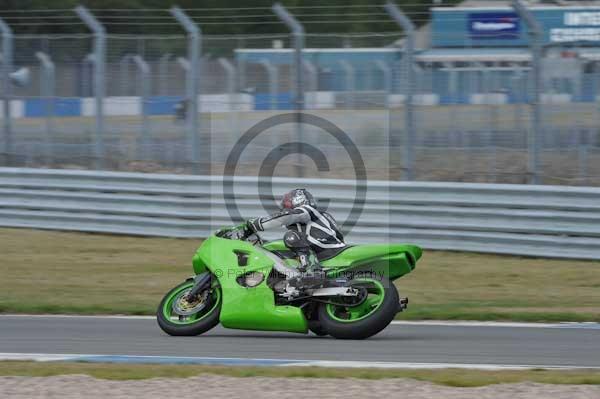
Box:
[293,250,326,289]
[283,230,326,290]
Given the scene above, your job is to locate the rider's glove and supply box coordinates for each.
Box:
[241,219,258,240]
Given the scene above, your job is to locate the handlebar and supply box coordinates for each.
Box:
[216,225,263,246]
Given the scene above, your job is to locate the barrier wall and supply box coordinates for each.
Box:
[1,167,600,260]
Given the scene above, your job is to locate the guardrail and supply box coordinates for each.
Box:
[1,167,600,260]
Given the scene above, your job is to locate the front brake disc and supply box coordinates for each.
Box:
[172,289,209,316]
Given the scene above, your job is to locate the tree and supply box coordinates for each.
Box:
[0,0,456,36]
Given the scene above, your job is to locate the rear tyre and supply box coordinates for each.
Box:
[308,319,328,336]
[157,278,221,336]
[317,277,398,340]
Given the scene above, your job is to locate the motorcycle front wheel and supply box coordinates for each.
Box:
[317,277,399,340]
[157,278,221,336]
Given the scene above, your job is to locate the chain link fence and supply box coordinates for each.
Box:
[1,2,600,185]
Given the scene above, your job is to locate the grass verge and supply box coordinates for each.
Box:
[1,228,599,321]
[0,361,600,387]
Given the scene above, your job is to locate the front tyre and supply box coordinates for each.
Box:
[157,278,221,336]
[317,277,399,340]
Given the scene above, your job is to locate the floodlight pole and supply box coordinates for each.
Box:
[384,1,416,181]
[512,0,543,184]
[273,3,305,177]
[75,5,106,170]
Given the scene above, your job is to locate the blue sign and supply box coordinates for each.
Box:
[433,7,600,47]
[468,12,520,39]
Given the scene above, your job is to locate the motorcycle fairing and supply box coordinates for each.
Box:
[263,240,421,280]
[192,236,308,333]
[192,235,421,334]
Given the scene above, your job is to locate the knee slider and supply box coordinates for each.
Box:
[283,230,309,250]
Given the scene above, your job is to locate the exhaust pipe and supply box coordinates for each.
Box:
[397,297,409,313]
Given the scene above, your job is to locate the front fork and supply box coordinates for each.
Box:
[186,272,211,300]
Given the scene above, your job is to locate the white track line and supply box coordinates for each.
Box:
[1,314,598,329]
[0,314,156,320]
[286,361,599,370]
[391,320,600,329]
[0,353,597,370]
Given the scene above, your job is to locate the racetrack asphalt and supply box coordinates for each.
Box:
[0,316,599,368]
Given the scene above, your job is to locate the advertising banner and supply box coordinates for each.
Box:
[433,7,600,47]
[468,12,520,39]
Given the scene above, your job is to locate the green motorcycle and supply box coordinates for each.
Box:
[157,225,421,340]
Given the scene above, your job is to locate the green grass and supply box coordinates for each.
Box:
[0,361,599,387]
[1,228,599,321]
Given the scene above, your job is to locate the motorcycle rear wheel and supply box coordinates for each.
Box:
[317,277,398,340]
[157,278,221,336]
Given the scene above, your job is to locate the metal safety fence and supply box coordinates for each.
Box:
[1,167,600,260]
[1,1,600,185]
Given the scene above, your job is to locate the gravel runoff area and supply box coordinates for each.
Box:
[1,375,599,399]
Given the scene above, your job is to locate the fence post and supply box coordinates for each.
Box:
[375,60,391,108]
[218,58,236,112]
[303,59,318,92]
[119,54,134,96]
[512,0,542,185]
[477,61,496,182]
[75,6,106,170]
[303,59,318,109]
[217,57,238,161]
[339,60,355,109]
[82,53,94,97]
[35,52,55,164]
[0,18,13,165]
[384,1,416,181]
[177,56,189,71]
[158,53,171,95]
[596,63,600,138]
[445,62,457,103]
[171,6,202,174]
[133,55,150,160]
[273,3,305,177]
[258,58,278,111]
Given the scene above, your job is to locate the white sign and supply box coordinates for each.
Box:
[550,27,600,42]
[472,22,516,31]
[564,12,600,26]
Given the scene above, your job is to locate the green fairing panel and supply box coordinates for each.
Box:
[193,236,308,334]
[263,240,422,280]
[262,240,288,252]
[191,236,421,334]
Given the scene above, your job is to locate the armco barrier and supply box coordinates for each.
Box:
[1,167,600,260]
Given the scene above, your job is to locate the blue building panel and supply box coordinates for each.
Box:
[146,96,183,115]
[432,6,600,47]
[254,93,292,110]
[25,98,81,117]
[236,49,403,92]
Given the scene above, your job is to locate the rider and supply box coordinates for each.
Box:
[244,188,346,289]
